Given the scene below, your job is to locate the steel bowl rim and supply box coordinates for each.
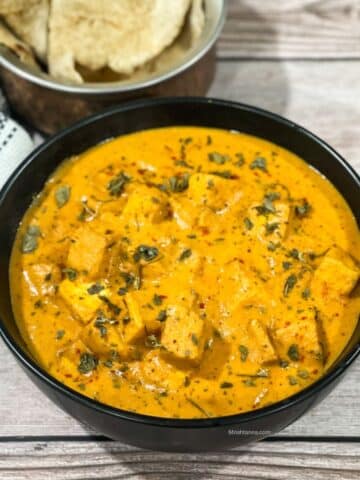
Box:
[0,1,226,95]
[0,96,359,430]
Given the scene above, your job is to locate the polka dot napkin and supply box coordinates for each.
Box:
[0,112,35,190]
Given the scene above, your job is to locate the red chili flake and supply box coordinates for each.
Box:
[199,302,205,309]
[201,227,210,235]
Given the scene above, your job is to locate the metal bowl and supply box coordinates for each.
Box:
[0,0,226,134]
[0,97,359,452]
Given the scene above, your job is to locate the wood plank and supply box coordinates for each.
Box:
[0,441,359,479]
[219,0,360,59]
[210,59,360,171]
[0,59,359,438]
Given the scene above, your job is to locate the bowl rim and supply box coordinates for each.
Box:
[0,0,226,95]
[0,96,359,429]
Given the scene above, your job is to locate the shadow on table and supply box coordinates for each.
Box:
[210,0,290,117]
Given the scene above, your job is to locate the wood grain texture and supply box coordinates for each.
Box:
[210,59,360,171]
[1,58,360,438]
[219,0,360,59]
[0,441,359,479]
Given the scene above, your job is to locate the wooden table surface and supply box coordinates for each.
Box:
[1,1,359,478]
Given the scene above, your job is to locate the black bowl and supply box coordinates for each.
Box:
[0,98,359,451]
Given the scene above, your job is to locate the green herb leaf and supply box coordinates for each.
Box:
[267,241,279,252]
[234,153,245,166]
[120,271,135,287]
[284,274,298,297]
[220,381,233,389]
[133,245,159,263]
[178,248,192,262]
[254,192,279,216]
[62,268,78,281]
[250,157,267,172]
[145,334,162,348]
[282,261,292,271]
[209,170,235,179]
[243,378,256,387]
[157,309,167,322]
[239,345,249,362]
[288,375,298,386]
[21,225,41,254]
[208,152,230,165]
[297,369,309,379]
[77,201,96,222]
[98,296,121,315]
[265,222,279,235]
[184,376,191,387]
[288,344,300,362]
[286,248,304,261]
[55,185,71,208]
[153,294,163,306]
[295,199,312,218]
[186,397,211,417]
[107,171,131,197]
[94,311,118,337]
[87,283,104,295]
[55,330,65,340]
[78,352,98,374]
[167,173,190,193]
[244,217,254,231]
[302,287,311,300]
[191,333,199,345]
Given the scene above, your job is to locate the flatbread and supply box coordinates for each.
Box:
[2,1,49,61]
[0,21,39,68]
[0,1,39,14]
[189,0,205,42]
[48,0,191,83]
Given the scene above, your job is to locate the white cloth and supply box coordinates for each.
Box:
[0,112,35,190]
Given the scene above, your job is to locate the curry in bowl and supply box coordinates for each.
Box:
[10,127,360,419]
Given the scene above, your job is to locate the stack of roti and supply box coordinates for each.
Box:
[0,0,205,84]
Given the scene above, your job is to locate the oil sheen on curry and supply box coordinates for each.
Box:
[10,127,360,419]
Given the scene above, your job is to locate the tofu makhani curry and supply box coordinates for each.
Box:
[10,127,360,418]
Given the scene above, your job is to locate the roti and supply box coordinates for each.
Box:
[189,0,205,42]
[3,0,49,61]
[0,20,39,67]
[48,0,191,83]
[0,1,40,14]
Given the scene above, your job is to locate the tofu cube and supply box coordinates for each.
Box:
[80,319,124,357]
[248,319,278,365]
[59,279,103,324]
[122,292,146,344]
[67,227,107,278]
[312,252,359,297]
[161,306,205,362]
[121,185,171,226]
[57,339,90,380]
[247,201,291,241]
[25,263,61,296]
[188,173,231,210]
[273,311,323,366]
[221,261,258,314]
[134,350,187,391]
